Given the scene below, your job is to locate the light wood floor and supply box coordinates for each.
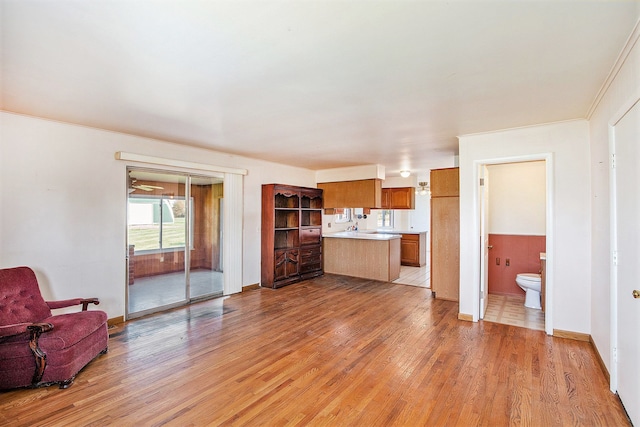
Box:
[0,274,629,426]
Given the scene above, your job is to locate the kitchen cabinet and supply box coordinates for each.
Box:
[262,184,323,288]
[317,179,382,209]
[381,187,416,209]
[430,167,459,301]
[400,233,426,267]
[430,167,459,197]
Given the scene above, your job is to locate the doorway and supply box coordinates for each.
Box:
[477,157,552,334]
[126,168,224,318]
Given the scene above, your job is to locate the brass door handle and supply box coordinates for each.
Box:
[633,290,640,299]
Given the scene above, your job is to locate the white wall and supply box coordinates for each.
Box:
[459,120,591,334]
[487,161,546,235]
[588,19,640,371]
[0,112,316,319]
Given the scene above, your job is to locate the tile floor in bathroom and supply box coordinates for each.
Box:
[483,293,545,331]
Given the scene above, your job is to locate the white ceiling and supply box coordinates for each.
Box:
[1,1,638,177]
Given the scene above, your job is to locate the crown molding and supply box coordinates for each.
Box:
[587,18,640,119]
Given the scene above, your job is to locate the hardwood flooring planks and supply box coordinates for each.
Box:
[0,273,630,426]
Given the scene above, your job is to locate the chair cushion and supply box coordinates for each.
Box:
[0,311,107,356]
[40,311,108,351]
[41,325,108,385]
[0,267,52,324]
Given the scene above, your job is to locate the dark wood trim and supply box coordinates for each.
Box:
[27,322,53,384]
[108,316,125,327]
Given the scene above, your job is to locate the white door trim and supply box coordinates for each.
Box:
[472,153,554,335]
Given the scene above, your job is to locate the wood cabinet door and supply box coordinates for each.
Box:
[400,234,420,266]
[318,179,381,208]
[274,249,299,281]
[389,188,415,209]
[300,228,321,245]
[430,168,459,197]
[381,188,390,209]
[431,197,460,301]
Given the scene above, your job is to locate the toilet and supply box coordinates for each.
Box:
[515,273,542,309]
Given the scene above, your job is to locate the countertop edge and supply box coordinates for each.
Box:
[323,232,402,241]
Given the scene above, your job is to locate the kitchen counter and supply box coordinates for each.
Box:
[323,232,401,281]
[371,230,428,267]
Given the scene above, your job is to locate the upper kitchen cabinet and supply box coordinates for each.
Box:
[317,179,382,209]
[430,167,459,197]
[381,187,415,210]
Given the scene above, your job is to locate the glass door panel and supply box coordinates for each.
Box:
[127,169,188,317]
[189,174,224,299]
[126,168,225,318]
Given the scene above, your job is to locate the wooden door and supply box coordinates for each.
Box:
[431,196,460,301]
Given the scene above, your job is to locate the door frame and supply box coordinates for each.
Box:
[608,87,640,395]
[478,165,489,319]
[118,152,246,321]
[474,153,554,335]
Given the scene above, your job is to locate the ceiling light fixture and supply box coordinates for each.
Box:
[416,182,431,196]
[400,170,410,178]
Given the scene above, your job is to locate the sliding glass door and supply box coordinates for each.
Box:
[126,168,223,318]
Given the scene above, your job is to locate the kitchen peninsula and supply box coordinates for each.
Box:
[323,232,401,281]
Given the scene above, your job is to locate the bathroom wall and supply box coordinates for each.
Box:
[488,234,546,295]
[487,161,546,235]
[486,161,546,295]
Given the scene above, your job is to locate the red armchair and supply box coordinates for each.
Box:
[0,266,108,389]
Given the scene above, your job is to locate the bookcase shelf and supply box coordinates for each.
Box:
[262,184,324,288]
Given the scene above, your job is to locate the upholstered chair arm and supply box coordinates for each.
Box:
[47,298,100,311]
[0,322,32,338]
[26,322,53,334]
[26,322,54,384]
